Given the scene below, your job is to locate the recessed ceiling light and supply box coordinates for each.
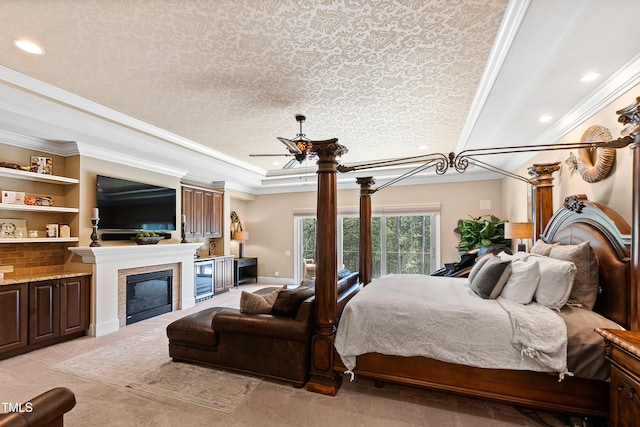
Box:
[538,114,553,123]
[580,72,601,82]
[272,161,281,166]
[418,145,428,150]
[13,39,45,55]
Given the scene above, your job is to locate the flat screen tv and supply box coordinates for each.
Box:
[96,175,177,231]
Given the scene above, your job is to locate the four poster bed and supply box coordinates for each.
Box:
[303,97,640,417]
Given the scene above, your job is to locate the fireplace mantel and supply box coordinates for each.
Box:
[69,243,201,336]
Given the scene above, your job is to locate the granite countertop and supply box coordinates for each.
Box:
[0,269,91,286]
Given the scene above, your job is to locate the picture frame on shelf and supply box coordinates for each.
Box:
[0,219,27,238]
[30,155,52,175]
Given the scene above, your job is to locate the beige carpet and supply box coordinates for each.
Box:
[50,327,262,413]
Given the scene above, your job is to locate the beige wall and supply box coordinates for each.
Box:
[243,178,504,279]
[502,83,640,228]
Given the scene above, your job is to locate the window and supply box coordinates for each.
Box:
[296,210,439,282]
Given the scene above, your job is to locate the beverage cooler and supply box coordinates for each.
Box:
[194,259,214,301]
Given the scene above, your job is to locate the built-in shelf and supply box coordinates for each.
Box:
[0,204,79,213]
[0,167,79,185]
[0,237,79,243]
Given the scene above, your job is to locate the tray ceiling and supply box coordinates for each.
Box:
[1,0,639,190]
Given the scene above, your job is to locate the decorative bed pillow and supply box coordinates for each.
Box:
[531,239,555,256]
[271,285,315,317]
[468,254,495,284]
[549,241,599,310]
[529,255,576,310]
[469,257,512,299]
[239,287,282,314]
[497,251,529,263]
[500,259,540,304]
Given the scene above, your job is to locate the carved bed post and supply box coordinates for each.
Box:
[528,162,560,240]
[306,138,348,395]
[357,177,375,285]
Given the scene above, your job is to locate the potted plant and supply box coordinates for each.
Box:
[454,214,510,254]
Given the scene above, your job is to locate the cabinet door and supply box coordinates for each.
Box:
[213,258,226,293]
[59,276,89,336]
[211,191,223,238]
[223,257,234,290]
[183,186,204,237]
[0,283,28,354]
[182,186,195,236]
[203,190,214,237]
[29,280,60,344]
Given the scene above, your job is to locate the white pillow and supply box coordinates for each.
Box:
[529,255,576,310]
[497,251,530,262]
[500,259,540,304]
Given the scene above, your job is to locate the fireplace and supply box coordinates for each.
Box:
[126,269,173,325]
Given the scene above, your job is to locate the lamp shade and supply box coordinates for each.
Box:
[232,231,249,241]
[504,222,534,240]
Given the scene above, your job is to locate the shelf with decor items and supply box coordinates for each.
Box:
[0,167,79,185]
[0,237,79,244]
[0,204,79,213]
[0,165,79,243]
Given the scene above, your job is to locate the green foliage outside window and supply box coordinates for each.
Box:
[301,214,434,280]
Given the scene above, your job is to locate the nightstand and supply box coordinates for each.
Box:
[596,328,640,427]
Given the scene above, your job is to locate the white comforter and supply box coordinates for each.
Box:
[334,274,568,376]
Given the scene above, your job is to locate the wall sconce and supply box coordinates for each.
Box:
[504,222,534,252]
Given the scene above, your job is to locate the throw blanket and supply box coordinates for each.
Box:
[334,274,568,377]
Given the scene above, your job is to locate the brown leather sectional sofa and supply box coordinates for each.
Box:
[167,272,360,386]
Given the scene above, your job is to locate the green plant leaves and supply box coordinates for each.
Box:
[454,214,509,253]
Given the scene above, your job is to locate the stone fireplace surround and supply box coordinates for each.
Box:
[69,243,201,337]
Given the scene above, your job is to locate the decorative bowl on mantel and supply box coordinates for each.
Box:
[134,236,164,245]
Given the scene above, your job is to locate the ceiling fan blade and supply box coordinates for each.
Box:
[282,158,300,169]
[277,137,302,154]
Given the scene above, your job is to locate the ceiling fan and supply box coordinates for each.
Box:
[250,114,317,169]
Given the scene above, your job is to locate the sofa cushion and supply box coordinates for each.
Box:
[166,307,221,347]
[271,285,315,317]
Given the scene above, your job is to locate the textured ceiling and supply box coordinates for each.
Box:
[0,0,507,173]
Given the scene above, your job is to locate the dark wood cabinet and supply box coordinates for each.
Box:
[29,280,60,344]
[182,185,223,238]
[0,283,27,354]
[59,277,90,336]
[598,329,640,427]
[213,256,234,293]
[234,257,258,286]
[209,191,223,238]
[29,277,90,345]
[0,275,90,360]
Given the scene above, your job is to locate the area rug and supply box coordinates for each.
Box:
[49,328,262,413]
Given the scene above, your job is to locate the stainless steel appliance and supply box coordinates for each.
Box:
[194,259,214,301]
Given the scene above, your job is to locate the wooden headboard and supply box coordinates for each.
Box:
[541,194,631,328]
